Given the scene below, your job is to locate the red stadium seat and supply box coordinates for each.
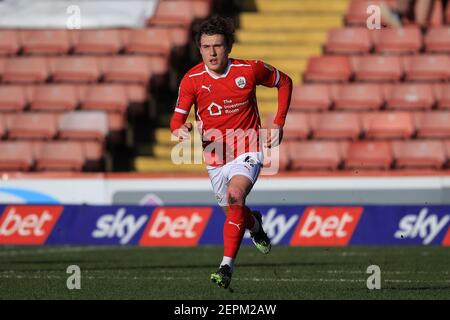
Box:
[0,141,34,171]
[393,140,446,169]
[282,113,310,139]
[384,83,434,110]
[352,55,403,82]
[362,112,415,139]
[278,141,291,171]
[6,112,58,140]
[425,27,450,53]
[404,54,450,81]
[415,111,450,138]
[148,1,195,28]
[124,28,172,56]
[434,83,450,109]
[72,29,123,54]
[0,57,6,78]
[101,56,152,84]
[345,0,398,25]
[20,30,71,55]
[125,84,148,105]
[82,140,104,162]
[0,30,20,55]
[28,84,78,111]
[169,27,190,48]
[445,140,450,160]
[304,56,351,82]
[80,84,128,113]
[331,83,383,111]
[58,111,108,141]
[148,56,169,76]
[325,27,371,54]
[263,140,291,171]
[35,141,85,171]
[0,85,27,111]
[107,112,126,132]
[0,113,5,138]
[290,84,331,111]
[372,26,422,54]
[50,56,100,83]
[310,112,361,140]
[344,141,393,170]
[2,57,49,83]
[289,141,342,170]
[191,0,211,19]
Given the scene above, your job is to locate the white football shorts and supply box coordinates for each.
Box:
[207,152,263,207]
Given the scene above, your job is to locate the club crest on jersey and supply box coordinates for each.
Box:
[235,76,246,89]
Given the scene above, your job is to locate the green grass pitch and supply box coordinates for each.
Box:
[0,246,449,299]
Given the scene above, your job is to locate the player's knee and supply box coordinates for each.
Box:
[227,187,245,205]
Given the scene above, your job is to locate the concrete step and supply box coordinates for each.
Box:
[239,13,342,31]
[236,30,327,45]
[231,44,320,59]
[152,144,203,159]
[264,58,307,73]
[135,157,206,173]
[254,0,350,13]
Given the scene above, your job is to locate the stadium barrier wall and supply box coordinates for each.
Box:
[0,204,449,246]
[2,174,450,205]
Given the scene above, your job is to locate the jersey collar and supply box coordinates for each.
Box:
[204,59,232,79]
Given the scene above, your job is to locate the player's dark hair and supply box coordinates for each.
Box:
[195,16,235,50]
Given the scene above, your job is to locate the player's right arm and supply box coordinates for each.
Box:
[170,75,195,141]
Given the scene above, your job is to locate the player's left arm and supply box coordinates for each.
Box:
[251,60,293,148]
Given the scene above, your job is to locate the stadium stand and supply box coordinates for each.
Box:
[0,0,210,172]
[1,0,450,174]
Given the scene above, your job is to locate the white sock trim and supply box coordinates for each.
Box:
[220,256,234,272]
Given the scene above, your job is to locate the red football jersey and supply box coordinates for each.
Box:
[170,58,292,166]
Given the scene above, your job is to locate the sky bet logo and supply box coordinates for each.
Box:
[139,207,212,246]
[290,207,363,246]
[0,205,63,244]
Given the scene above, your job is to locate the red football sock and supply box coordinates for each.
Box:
[223,204,246,259]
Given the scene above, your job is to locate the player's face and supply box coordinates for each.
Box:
[199,34,230,75]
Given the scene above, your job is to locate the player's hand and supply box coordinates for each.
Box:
[264,124,283,148]
[175,122,193,141]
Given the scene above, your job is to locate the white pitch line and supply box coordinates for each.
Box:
[0,269,448,276]
[0,246,126,256]
[0,274,449,285]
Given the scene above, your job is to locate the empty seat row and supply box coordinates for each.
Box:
[326,26,450,54]
[0,56,167,84]
[274,111,450,140]
[0,84,148,112]
[0,27,190,56]
[291,83,450,111]
[0,140,104,171]
[0,111,108,141]
[304,54,450,82]
[279,140,450,171]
